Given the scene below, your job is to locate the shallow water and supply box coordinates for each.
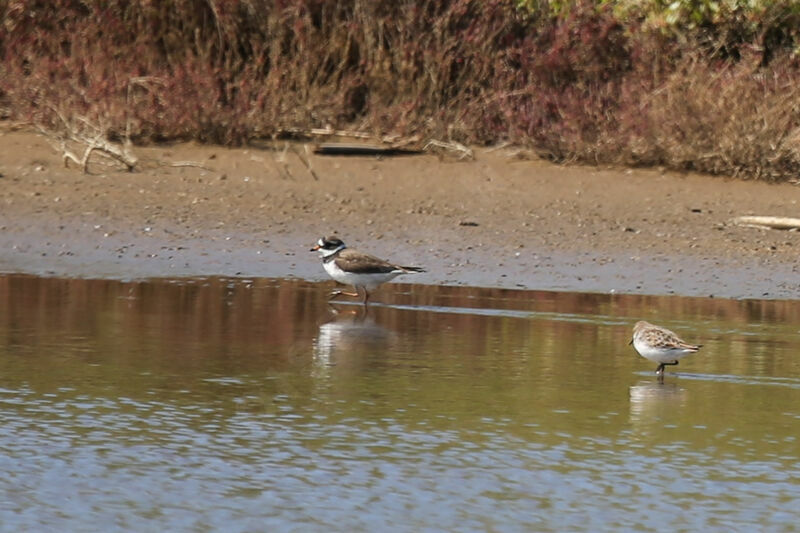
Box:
[1,274,799,531]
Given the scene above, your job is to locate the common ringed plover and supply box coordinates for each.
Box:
[630,321,702,375]
[311,236,425,305]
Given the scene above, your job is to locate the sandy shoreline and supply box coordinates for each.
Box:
[1,129,798,300]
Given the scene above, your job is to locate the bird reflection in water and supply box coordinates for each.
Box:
[628,380,688,427]
[312,305,395,373]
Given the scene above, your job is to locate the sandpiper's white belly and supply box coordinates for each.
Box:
[633,337,694,364]
[323,261,402,290]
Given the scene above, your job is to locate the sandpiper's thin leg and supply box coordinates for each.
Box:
[655,363,665,375]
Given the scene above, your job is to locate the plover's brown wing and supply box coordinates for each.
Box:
[334,249,401,274]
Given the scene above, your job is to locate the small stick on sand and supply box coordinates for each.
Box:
[424,139,474,160]
[732,216,800,231]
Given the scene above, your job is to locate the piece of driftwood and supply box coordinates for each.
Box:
[38,119,138,173]
[732,216,800,230]
[424,139,474,160]
[281,126,376,140]
[314,143,421,156]
[170,161,213,170]
[36,77,172,173]
[279,126,421,146]
[38,108,137,173]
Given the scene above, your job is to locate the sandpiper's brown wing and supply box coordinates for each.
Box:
[676,339,702,351]
[334,249,402,274]
[651,326,701,351]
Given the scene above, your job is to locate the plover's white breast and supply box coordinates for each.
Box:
[323,261,403,290]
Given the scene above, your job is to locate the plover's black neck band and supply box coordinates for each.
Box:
[322,248,344,263]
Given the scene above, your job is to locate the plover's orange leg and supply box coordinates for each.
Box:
[329,288,360,300]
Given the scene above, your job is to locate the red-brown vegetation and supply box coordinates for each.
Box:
[2,0,800,180]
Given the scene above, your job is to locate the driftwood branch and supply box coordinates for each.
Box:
[169,161,213,170]
[277,126,476,161]
[37,106,138,173]
[36,123,99,173]
[35,77,169,173]
[279,125,392,142]
[423,139,474,160]
[277,126,422,149]
[732,216,800,230]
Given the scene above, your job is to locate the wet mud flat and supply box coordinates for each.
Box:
[1,130,799,299]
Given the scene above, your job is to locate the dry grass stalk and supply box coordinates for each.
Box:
[269,140,293,180]
[290,144,319,181]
